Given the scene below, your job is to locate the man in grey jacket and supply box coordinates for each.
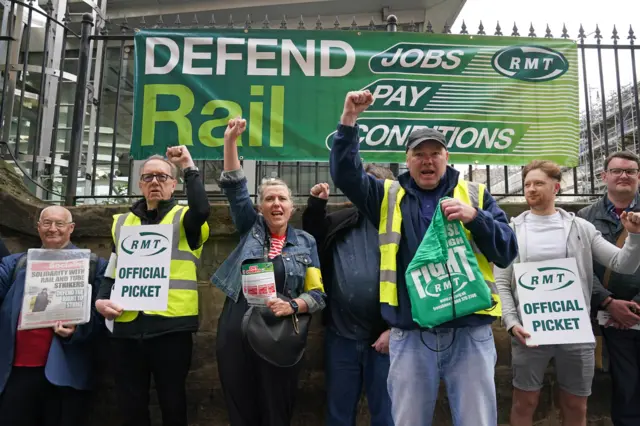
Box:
[496,160,640,426]
[577,150,640,426]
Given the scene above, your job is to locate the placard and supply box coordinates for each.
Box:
[111,224,173,311]
[514,258,594,346]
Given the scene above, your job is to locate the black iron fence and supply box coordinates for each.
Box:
[0,0,639,205]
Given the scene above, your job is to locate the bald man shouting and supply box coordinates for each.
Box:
[0,206,107,426]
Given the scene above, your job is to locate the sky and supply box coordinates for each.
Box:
[452,0,640,113]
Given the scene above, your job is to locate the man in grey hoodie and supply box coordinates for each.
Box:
[495,160,640,426]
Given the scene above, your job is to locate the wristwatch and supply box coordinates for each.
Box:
[289,300,299,314]
[183,165,199,175]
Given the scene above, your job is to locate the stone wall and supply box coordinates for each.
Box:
[0,160,613,425]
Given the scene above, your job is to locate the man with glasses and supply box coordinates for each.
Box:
[96,146,210,426]
[0,206,108,426]
[578,151,640,426]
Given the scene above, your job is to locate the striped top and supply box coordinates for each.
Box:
[268,233,286,259]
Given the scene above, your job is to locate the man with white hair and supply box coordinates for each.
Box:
[0,205,107,426]
[96,145,210,426]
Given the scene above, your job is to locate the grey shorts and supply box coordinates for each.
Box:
[511,338,595,397]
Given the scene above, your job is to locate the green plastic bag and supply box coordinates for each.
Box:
[405,197,493,328]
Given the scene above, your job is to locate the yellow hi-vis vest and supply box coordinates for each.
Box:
[111,205,209,323]
[379,179,501,317]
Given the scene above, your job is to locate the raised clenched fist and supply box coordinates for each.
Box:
[340,90,374,126]
[165,145,194,170]
[343,90,374,115]
[224,117,247,144]
[310,183,330,200]
[621,211,640,234]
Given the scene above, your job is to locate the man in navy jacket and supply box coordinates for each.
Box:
[330,90,518,426]
[0,238,9,260]
[0,206,107,426]
[303,165,396,426]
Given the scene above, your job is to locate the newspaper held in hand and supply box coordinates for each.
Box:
[597,311,640,331]
[241,262,277,306]
[18,249,92,330]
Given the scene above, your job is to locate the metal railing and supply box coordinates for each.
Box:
[1,0,640,205]
[0,0,83,202]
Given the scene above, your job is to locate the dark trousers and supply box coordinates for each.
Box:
[602,327,640,426]
[217,297,301,426]
[324,329,394,426]
[111,331,193,426]
[0,366,90,426]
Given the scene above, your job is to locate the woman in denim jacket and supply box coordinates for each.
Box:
[211,118,326,426]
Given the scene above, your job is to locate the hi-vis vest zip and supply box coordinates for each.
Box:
[379,179,501,317]
[111,205,209,322]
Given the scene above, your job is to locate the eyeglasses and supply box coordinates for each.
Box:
[39,220,72,228]
[607,168,640,177]
[140,173,174,183]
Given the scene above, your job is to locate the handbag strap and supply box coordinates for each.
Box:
[603,228,628,289]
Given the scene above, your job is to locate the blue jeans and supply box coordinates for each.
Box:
[325,329,394,426]
[387,325,497,426]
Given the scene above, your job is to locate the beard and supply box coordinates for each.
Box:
[526,195,548,209]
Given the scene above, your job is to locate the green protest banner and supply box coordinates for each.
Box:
[132,29,579,165]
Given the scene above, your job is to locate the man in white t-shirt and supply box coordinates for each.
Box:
[495,160,640,426]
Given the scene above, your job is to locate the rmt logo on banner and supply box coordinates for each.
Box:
[492,46,569,82]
